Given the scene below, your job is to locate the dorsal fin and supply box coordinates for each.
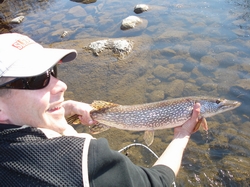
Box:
[91,100,119,111]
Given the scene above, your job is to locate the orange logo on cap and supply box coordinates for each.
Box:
[12,36,35,50]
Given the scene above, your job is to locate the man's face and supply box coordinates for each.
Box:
[0,76,69,133]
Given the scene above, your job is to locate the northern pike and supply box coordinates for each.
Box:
[67,96,241,146]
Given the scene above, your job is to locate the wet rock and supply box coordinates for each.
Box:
[213,68,239,84]
[215,52,237,67]
[158,29,188,42]
[85,15,95,25]
[189,40,211,59]
[147,90,165,102]
[165,79,185,97]
[35,27,50,35]
[146,76,161,91]
[201,83,217,92]
[70,0,97,4]
[230,79,250,100]
[153,65,174,79]
[112,40,133,57]
[219,156,250,185]
[230,80,250,118]
[214,45,238,53]
[61,31,69,38]
[10,16,24,24]
[87,39,133,59]
[232,28,246,37]
[51,13,65,22]
[151,78,161,86]
[120,16,142,30]
[87,40,107,55]
[146,84,156,93]
[217,84,230,95]
[196,76,213,86]
[235,79,250,90]
[68,6,87,17]
[160,48,176,57]
[191,67,203,78]
[200,56,219,71]
[175,71,190,80]
[173,44,190,56]
[236,63,250,78]
[134,4,149,14]
[183,83,199,96]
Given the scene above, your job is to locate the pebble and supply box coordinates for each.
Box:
[61,31,69,38]
[120,16,142,30]
[134,4,149,14]
[10,16,25,24]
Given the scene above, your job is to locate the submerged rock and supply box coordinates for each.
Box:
[70,0,97,4]
[120,16,142,30]
[87,39,133,59]
[189,40,211,59]
[134,4,149,14]
[215,52,237,67]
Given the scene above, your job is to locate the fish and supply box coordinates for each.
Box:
[67,96,241,146]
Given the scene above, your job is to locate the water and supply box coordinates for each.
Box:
[1,0,250,186]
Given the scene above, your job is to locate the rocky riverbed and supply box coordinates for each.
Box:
[1,0,250,185]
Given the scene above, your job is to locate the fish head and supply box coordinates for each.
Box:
[198,97,241,118]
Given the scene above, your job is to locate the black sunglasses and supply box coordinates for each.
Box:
[0,66,57,90]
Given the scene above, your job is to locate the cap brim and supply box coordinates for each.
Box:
[2,47,77,77]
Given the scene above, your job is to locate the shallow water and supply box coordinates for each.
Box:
[1,0,250,186]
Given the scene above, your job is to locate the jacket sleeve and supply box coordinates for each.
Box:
[87,138,175,187]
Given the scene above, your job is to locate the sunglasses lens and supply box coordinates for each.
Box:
[0,65,57,90]
[52,65,57,78]
[4,79,26,89]
[25,73,50,89]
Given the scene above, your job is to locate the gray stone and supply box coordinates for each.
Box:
[215,52,237,67]
[189,40,211,59]
[200,56,219,71]
[147,90,165,102]
[164,79,185,97]
[87,39,133,59]
[134,4,149,14]
[153,65,174,79]
[10,16,24,24]
[68,6,87,17]
[120,16,142,30]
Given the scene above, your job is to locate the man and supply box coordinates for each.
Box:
[0,33,201,187]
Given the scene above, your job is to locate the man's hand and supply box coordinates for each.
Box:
[62,100,95,125]
[174,103,201,138]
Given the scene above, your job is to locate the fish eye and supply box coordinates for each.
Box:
[216,99,221,104]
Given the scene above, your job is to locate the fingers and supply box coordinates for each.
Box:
[191,103,201,122]
[79,115,94,125]
[75,103,95,125]
[174,103,201,137]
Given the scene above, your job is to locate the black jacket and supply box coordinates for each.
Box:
[0,124,175,187]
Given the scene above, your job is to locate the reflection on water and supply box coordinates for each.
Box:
[1,0,250,186]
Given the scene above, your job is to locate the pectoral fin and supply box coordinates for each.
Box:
[193,117,208,132]
[66,114,81,125]
[143,130,155,146]
[89,123,111,134]
[201,117,208,131]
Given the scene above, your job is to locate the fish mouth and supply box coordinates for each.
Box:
[219,100,241,111]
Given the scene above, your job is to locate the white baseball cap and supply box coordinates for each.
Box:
[0,33,77,77]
